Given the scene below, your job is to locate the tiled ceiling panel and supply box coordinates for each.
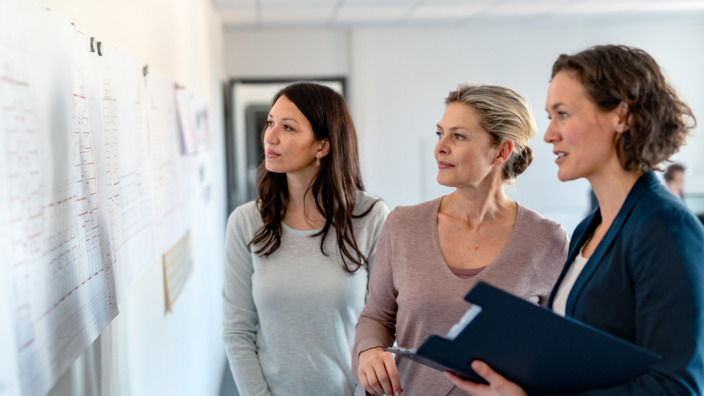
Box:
[214,0,704,27]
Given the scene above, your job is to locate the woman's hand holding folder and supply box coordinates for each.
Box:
[445,361,527,396]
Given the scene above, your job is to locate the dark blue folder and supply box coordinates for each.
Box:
[386,281,661,395]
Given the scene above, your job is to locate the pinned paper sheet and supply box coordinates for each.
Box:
[162,230,193,313]
[175,88,197,155]
[0,5,119,394]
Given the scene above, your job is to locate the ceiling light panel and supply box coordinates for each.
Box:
[260,3,338,25]
[214,0,256,10]
[406,4,487,21]
[334,4,414,24]
[478,0,575,18]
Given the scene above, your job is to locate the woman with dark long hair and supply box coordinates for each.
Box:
[223,82,389,396]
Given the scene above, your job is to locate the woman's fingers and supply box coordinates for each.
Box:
[444,361,527,396]
[380,352,402,395]
[445,371,484,394]
[358,348,403,395]
[363,368,385,395]
[472,360,526,395]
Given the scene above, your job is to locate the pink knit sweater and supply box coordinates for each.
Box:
[352,197,569,396]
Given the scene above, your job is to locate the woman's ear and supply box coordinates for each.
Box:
[317,138,330,159]
[614,101,630,133]
[494,139,514,165]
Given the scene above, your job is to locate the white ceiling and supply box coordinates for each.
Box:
[214,0,704,28]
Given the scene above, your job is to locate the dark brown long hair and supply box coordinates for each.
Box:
[551,44,696,173]
[249,82,377,273]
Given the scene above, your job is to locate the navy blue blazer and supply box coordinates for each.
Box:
[546,172,704,395]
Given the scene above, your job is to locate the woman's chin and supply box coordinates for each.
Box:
[557,170,576,183]
[436,178,455,188]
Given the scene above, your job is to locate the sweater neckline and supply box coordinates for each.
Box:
[431,196,523,280]
[281,221,323,236]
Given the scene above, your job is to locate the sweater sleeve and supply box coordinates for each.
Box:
[222,207,272,396]
[365,200,390,284]
[351,213,399,386]
[537,222,569,307]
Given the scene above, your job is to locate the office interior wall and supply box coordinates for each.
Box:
[225,16,704,234]
[223,27,349,78]
[29,0,228,395]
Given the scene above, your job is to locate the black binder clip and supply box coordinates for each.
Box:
[90,37,95,53]
[143,64,149,77]
[97,41,103,56]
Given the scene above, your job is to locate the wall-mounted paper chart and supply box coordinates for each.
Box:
[0,1,206,393]
[96,46,156,302]
[0,3,118,395]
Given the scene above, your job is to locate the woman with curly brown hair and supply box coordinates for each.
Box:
[222,82,389,396]
[447,45,704,395]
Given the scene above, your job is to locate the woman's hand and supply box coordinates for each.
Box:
[445,360,527,396]
[357,347,403,395]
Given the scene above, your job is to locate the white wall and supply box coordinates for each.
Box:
[225,15,704,234]
[223,27,349,78]
[31,0,228,395]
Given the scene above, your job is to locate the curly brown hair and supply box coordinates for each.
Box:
[551,44,697,174]
[249,82,379,273]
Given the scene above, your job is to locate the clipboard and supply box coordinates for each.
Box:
[385,281,661,395]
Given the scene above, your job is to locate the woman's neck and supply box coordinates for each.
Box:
[441,183,514,229]
[284,170,325,230]
[589,169,641,225]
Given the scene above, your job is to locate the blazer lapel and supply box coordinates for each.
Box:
[547,210,599,307]
[564,173,659,317]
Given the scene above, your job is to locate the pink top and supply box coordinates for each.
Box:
[352,197,569,396]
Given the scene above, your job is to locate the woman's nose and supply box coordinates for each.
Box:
[543,120,559,143]
[435,136,449,155]
[264,126,278,145]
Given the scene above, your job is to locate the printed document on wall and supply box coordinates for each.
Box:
[0,257,20,396]
[0,2,21,393]
[0,2,118,395]
[146,71,188,255]
[96,45,156,302]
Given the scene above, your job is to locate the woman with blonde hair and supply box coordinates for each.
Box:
[353,83,568,396]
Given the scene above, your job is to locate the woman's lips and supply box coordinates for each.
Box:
[554,151,567,165]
